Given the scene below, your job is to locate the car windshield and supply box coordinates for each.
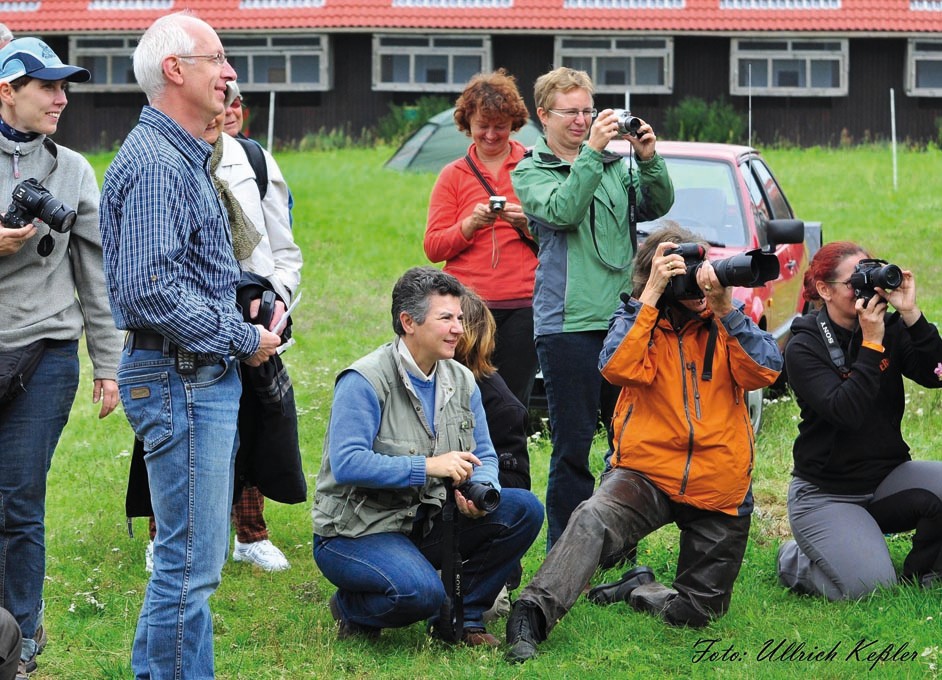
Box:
[637,157,748,247]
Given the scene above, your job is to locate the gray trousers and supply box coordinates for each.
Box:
[0,607,21,680]
[518,468,751,631]
[777,460,942,601]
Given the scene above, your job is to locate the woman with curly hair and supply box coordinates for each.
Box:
[424,69,539,410]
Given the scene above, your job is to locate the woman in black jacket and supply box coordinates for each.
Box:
[455,289,531,491]
[777,241,942,600]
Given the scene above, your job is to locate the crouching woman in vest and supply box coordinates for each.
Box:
[313,266,544,647]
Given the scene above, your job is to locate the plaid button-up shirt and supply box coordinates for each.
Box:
[100,106,258,359]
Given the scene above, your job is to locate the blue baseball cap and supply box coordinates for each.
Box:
[0,37,90,84]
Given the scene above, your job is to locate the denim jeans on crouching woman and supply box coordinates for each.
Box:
[0,340,79,653]
[118,346,241,680]
[314,488,544,631]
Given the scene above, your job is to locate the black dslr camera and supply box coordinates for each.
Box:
[612,109,643,137]
[848,258,902,301]
[665,243,780,300]
[2,178,77,233]
[456,480,500,512]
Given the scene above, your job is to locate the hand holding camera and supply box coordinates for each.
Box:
[1,178,76,258]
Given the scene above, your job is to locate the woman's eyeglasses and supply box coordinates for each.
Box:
[547,108,597,121]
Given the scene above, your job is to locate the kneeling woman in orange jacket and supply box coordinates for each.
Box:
[505,223,782,662]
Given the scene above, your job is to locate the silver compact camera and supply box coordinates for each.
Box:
[612,110,643,137]
[489,195,507,212]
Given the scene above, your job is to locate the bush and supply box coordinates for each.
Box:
[375,95,453,145]
[663,97,747,144]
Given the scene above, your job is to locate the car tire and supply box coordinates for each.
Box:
[747,388,764,435]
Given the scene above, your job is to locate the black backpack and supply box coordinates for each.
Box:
[235,134,268,200]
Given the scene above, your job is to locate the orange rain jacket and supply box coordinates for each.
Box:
[599,298,782,516]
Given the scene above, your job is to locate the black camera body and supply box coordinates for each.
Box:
[612,109,642,137]
[3,178,76,233]
[456,480,500,513]
[666,242,781,300]
[848,258,902,301]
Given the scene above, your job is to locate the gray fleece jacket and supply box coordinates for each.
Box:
[0,133,120,379]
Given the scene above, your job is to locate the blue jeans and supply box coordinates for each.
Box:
[118,347,241,680]
[0,341,79,650]
[536,332,619,550]
[313,488,543,631]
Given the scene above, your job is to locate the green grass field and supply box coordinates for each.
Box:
[30,145,942,678]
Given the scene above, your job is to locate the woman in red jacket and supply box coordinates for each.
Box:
[424,69,538,409]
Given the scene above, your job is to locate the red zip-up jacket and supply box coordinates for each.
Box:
[424,140,536,304]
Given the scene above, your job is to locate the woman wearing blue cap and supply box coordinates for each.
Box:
[0,37,122,678]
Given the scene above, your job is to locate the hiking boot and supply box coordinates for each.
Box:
[329,593,380,640]
[504,600,545,664]
[587,565,655,605]
[461,628,499,647]
[233,539,290,572]
[144,540,154,574]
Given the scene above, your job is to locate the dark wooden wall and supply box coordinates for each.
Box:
[50,33,942,152]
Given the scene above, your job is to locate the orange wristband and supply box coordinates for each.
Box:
[861,341,885,354]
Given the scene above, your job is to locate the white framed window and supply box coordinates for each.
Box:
[730,38,848,96]
[224,35,331,91]
[70,36,138,91]
[70,34,332,92]
[372,34,491,92]
[906,39,942,96]
[555,36,672,95]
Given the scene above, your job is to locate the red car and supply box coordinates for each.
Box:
[620,140,822,431]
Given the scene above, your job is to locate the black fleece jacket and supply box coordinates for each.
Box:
[785,309,942,494]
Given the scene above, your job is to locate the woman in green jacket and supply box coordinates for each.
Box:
[511,66,673,551]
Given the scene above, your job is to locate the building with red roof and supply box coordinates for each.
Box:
[1,0,941,148]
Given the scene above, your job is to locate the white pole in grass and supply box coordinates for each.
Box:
[890,88,898,191]
[748,64,753,147]
[268,91,276,154]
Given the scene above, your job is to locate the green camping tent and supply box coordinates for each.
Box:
[384,107,543,174]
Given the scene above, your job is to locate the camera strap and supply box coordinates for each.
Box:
[463,154,538,257]
[816,309,851,378]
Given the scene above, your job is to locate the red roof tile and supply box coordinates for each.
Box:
[1,0,941,34]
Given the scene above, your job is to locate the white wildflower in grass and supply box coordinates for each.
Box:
[68,602,76,613]
[916,408,925,417]
[117,449,131,458]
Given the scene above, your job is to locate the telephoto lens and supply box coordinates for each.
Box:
[456,481,501,512]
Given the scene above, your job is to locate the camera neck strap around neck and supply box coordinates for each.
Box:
[816,308,851,377]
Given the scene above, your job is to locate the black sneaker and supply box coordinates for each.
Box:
[504,600,545,664]
[586,565,655,605]
[329,593,380,640]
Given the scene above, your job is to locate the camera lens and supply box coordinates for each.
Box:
[873,264,903,290]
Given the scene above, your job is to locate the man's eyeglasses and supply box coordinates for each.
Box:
[548,108,597,121]
[825,279,854,290]
[177,52,228,66]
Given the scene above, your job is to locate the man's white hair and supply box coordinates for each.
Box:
[132,12,199,103]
